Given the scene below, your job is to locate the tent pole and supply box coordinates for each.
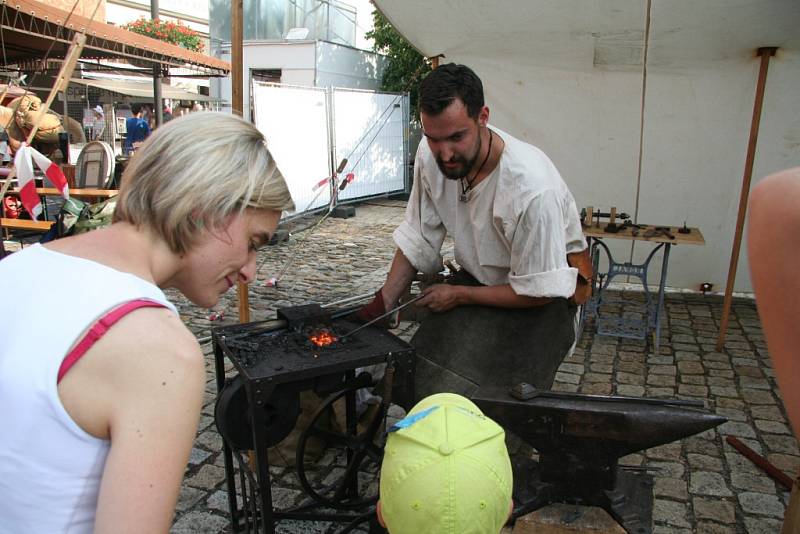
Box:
[715,47,777,351]
[232,0,250,323]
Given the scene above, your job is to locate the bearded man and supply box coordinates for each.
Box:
[361,63,590,397]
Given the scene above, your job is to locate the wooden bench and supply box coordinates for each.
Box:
[1,218,54,232]
[1,218,53,256]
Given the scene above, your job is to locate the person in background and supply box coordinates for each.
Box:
[91,105,106,140]
[0,112,295,533]
[747,166,800,534]
[377,393,513,534]
[123,103,150,154]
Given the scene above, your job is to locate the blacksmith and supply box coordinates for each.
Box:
[361,63,590,398]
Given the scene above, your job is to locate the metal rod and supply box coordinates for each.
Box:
[726,435,793,490]
[339,294,424,339]
[716,47,777,351]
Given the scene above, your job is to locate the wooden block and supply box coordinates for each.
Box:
[512,504,626,534]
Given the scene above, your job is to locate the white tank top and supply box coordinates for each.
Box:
[0,244,177,533]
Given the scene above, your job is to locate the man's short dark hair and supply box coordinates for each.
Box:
[418,64,485,119]
[131,103,144,115]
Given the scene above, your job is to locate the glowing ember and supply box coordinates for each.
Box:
[309,330,338,347]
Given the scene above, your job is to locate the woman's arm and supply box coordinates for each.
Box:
[61,307,206,533]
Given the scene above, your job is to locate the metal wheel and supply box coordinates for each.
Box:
[295,381,386,510]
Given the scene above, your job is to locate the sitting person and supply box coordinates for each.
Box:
[378,393,513,534]
[0,111,294,533]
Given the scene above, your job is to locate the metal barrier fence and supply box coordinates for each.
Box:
[251,81,409,218]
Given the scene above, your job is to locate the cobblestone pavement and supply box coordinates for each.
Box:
[8,200,792,533]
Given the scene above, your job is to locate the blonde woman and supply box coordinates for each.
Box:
[0,112,294,533]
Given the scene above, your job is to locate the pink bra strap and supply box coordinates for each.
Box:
[57,300,167,384]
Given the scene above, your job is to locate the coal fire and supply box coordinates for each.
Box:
[309,329,338,347]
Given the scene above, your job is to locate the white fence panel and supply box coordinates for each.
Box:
[332,89,408,202]
[252,82,331,214]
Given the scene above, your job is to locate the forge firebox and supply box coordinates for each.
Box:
[212,304,415,534]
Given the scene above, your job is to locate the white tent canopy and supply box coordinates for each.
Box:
[374,0,800,292]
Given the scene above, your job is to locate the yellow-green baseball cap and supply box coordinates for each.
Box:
[379,393,513,534]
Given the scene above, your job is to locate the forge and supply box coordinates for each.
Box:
[212,303,416,534]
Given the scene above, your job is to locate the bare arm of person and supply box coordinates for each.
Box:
[59,307,206,533]
[417,282,552,312]
[748,167,800,437]
[380,249,420,310]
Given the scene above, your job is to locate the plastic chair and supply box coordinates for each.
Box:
[75,141,115,189]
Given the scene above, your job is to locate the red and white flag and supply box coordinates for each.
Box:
[13,143,69,220]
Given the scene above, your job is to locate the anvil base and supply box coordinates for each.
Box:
[511,456,654,534]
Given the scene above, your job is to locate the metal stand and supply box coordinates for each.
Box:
[586,237,671,350]
[212,319,415,534]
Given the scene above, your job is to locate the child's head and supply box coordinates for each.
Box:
[378,393,513,534]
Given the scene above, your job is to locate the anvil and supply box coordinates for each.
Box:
[472,384,727,534]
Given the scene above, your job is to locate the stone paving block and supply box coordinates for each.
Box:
[188,447,212,466]
[749,404,785,422]
[708,369,735,378]
[555,371,581,385]
[646,387,677,398]
[718,421,757,439]
[763,434,800,455]
[653,499,692,528]
[615,384,645,396]
[692,497,736,524]
[648,461,685,479]
[689,471,733,497]
[716,397,745,409]
[681,374,706,385]
[730,470,778,493]
[707,376,735,388]
[617,361,646,374]
[679,384,709,397]
[734,365,763,377]
[755,420,792,436]
[740,389,777,404]
[647,374,677,387]
[737,492,785,517]
[688,454,724,472]
[714,407,747,422]
[674,351,701,362]
[175,485,205,512]
[558,362,585,374]
[617,371,645,385]
[580,382,613,395]
[743,516,785,534]
[650,364,677,376]
[186,464,227,490]
[618,453,645,466]
[582,373,612,384]
[647,355,675,365]
[766,453,800,474]
[170,510,230,534]
[654,477,688,500]
[647,442,683,461]
[677,361,705,374]
[551,381,579,393]
[694,521,736,533]
[589,363,614,373]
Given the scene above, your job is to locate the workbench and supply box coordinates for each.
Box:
[582,222,705,350]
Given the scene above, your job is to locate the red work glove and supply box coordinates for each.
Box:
[354,290,394,328]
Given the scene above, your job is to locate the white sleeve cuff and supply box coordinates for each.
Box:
[509,266,578,298]
[393,222,443,275]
